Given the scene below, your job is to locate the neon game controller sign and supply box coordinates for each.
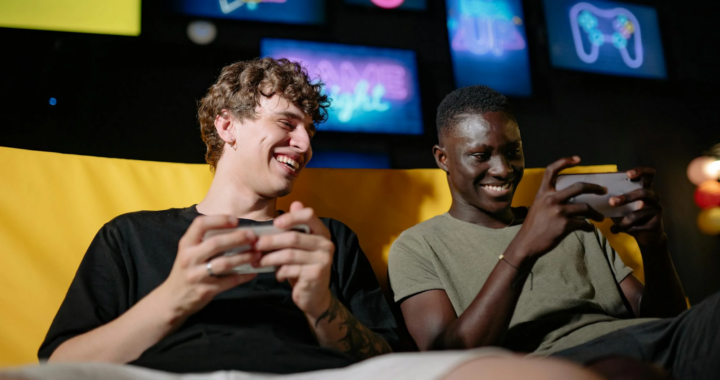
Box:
[570,2,643,68]
[262,39,422,134]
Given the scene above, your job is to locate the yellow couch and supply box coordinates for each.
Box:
[0,146,642,366]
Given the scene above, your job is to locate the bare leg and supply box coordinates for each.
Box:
[443,356,604,380]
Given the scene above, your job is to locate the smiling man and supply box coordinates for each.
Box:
[33,58,396,374]
[388,85,720,379]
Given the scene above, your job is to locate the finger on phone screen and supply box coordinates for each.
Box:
[542,157,581,190]
[180,215,238,249]
[255,231,325,252]
[208,252,262,275]
[555,182,607,201]
[195,229,258,263]
[609,189,657,207]
[260,248,323,267]
[274,201,329,238]
[627,167,655,189]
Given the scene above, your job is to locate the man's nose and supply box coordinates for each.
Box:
[290,127,311,154]
[487,155,511,178]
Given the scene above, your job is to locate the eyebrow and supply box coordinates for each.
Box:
[274,110,317,135]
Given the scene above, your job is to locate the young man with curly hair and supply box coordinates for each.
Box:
[4,59,605,380]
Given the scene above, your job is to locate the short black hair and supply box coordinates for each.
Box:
[436,85,515,141]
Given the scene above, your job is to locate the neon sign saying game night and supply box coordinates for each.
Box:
[262,39,422,134]
[314,60,407,122]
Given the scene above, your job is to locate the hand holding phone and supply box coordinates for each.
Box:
[556,172,643,218]
[203,224,310,274]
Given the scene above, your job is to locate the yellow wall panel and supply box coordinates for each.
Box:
[0,0,141,36]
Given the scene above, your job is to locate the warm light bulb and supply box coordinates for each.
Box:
[710,160,720,176]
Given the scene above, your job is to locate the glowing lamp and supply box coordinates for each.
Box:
[698,207,720,235]
[687,156,720,185]
[695,180,720,209]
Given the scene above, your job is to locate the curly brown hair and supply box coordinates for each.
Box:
[198,57,330,171]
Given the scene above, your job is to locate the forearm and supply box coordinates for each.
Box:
[49,286,183,363]
[639,238,687,318]
[306,296,392,360]
[434,243,533,350]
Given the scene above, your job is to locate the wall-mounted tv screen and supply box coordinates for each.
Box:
[262,39,423,135]
[174,0,325,25]
[307,151,391,168]
[0,0,141,36]
[544,0,667,79]
[344,0,427,11]
[446,0,532,96]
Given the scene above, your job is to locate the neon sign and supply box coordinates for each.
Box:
[450,0,526,56]
[446,0,532,96]
[262,39,423,134]
[371,0,405,8]
[344,0,426,11]
[570,2,643,68]
[543,0,666,79]
[175,0,324,25]
[219,0,287,13]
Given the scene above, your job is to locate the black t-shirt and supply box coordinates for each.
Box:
[39,206,399,374]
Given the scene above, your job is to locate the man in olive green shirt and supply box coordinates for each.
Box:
[388,85,719,379]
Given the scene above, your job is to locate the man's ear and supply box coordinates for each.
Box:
[214,110,235,144]
[433,144,449,173]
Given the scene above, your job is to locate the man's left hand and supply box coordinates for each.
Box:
[609,167,667,247]
[256,201,334,318]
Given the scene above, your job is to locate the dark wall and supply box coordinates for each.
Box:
[1,0,718,302]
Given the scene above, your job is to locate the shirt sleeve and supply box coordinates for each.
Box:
[38,222,130,360]
[387,230,444,303]
[590,227,634,284]
[325,219,400,351]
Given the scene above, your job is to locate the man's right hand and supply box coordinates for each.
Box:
[510,157,606,262]
[155,215,261,321]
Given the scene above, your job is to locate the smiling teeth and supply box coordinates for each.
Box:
[482,183,511,191]
[276,155,299,171]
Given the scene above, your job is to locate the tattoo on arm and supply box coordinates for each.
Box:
[314,297,392,360]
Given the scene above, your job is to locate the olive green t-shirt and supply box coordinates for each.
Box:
[388,213,657,356]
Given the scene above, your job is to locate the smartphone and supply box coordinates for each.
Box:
[555,172,643,218]
[203,224,310,274]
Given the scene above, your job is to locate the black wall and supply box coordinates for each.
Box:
[1,0,718,302]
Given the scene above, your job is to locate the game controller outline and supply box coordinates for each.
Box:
[569,2,643,69]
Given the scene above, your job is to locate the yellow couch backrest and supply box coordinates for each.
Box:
[0,147,642,366]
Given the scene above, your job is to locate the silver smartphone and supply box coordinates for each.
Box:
[555,173,643,218]
[203,224,311,274]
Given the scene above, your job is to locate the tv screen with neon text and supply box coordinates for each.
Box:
[544,0,667,79]
[261,39,423,135]
[446,0,532,96]
[174,0,325,25]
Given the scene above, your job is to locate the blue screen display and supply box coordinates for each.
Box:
[175,0,325,25]
[307,151,391,168]
[344,0,426,11]
[446,0,532,96]
[262,39,423,135]
[544,0,667,79]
